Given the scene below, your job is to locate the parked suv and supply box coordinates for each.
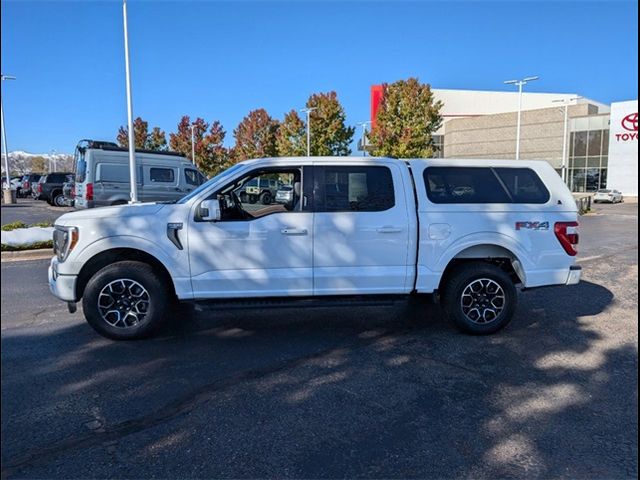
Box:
[19,173,42,198]
[49,157,581,340]
[73,139,207,208]
[62,179,75,207]
[33,173,74,206]
[239,177,280,205]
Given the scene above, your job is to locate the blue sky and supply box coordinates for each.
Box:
[1,0,638,154]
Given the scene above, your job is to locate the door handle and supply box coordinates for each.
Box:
[281,228,308,235]
[376,226,403,233]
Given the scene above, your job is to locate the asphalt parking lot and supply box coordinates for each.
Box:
[1,201,638,479]
[1,197,73,225]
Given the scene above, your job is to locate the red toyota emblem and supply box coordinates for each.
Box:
[621,113,638,132]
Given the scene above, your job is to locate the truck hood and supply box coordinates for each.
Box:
[55,203,166,225]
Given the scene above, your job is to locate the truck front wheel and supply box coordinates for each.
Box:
[82,261,170,340]
[442,262,517,335]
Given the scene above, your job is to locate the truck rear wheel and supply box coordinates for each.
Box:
[82,261,170,340]
[442,262,517,335]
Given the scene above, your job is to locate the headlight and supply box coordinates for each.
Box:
[53,226,79,262]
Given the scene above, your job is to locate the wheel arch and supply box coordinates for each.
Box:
[438,243,526,294]
[76,248,177,301]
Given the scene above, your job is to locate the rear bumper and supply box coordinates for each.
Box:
[566,265,582,285]
[48,258,78,302]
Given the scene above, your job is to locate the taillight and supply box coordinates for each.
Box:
[38,183,42,193]
[24,181,29,190]
[86,183,93,201]
[554,221,579,256]
[71,185,76,198]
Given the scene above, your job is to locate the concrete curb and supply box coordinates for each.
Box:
[1,249,53,262]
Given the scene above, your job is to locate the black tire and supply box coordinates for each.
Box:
[441,262,517,335]
[248,195,257,204]
[82,261,171,340]
[260,191,272,205]
[52,191,66,207]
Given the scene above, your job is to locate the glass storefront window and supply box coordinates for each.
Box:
[574,131,587,156]
[599,169,607,189]
[587,156,601,168]
[572,157,587,168]
[586,168,600,192]
[587,130,603,156]
[570,169,585,192]
[567,123,610,193]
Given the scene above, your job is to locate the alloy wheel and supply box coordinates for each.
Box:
[460,278,506,324]
[97,279,150,328]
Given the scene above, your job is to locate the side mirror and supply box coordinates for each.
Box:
[199,199,221,222]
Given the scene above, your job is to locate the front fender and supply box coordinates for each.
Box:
[62,235,187,280]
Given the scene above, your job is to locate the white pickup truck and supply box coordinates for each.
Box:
[49,157,581,340]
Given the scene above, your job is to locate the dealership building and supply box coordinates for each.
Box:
[370,87,638,196]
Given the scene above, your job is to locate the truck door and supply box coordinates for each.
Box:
[312,162,413,295]
[188,166,314,298]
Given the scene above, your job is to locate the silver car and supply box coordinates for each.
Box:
[275,184,294,205]
[593,189,623,203]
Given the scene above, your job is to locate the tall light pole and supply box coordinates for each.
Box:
[553,96,581,183]
[190,124,197,167]
[122,0,138,203]
[300,107,317,157]
[504,76,540,160]
[1,74,16,202]
[50,148,57,172]
[357,121,371,156]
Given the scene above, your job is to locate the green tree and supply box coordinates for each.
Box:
[233,109,279,161]
[369,77,443,158]
[147,127,168,151]
[170,116,229,177]
[306,91,355,156]
[276,110,306,156]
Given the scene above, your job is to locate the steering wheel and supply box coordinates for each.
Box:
[229,190,246,219]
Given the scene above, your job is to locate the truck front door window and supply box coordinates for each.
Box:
[217,168,303,221]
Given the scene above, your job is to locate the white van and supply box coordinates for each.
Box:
[73,140,207,208]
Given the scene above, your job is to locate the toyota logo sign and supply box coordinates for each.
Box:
[615,112,639,142]
[622,112,639,132]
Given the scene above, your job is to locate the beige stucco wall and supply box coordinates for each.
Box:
[443,103,597,167]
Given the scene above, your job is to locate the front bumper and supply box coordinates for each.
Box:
[566,265,582,285]
[48,257,78,302]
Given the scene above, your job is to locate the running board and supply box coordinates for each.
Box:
[191,295,412,312]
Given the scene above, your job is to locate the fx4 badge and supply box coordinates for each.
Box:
[516,221,549,231]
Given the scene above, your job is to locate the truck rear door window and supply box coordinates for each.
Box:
[494,168,550,203]
[315,166,395,212]
[424,167,511,203]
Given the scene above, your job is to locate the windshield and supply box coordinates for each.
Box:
[597,189,611,193]
[177,163,245,204]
